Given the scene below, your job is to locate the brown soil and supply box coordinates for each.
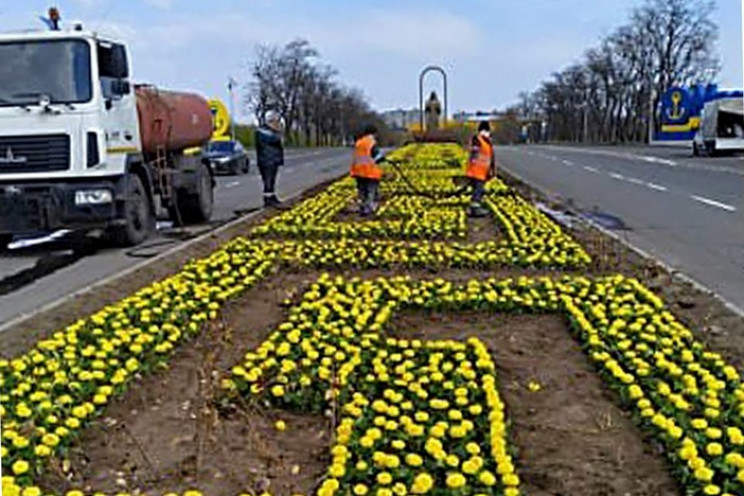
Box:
[39,272,330,496]
[467,213,500,243]
[389,310,681,496]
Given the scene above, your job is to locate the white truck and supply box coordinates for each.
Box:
[692,96,744,156]
[0,22,216,248]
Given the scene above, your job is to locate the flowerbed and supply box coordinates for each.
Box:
[2,143,741,496]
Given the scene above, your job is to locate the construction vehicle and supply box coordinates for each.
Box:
[692,92,744,156]
[0,10,215,248]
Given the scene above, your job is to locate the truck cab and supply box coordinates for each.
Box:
[692,93,744,157]
[0,26,214,247]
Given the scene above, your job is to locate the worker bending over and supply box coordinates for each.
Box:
[351,125,386,217]
[466,121,496,217]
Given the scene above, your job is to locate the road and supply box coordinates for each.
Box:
[0,148,350,327]
[497,144,744,311]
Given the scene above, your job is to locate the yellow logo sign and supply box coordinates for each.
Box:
[208,99,230,139]
[667,91,685,120]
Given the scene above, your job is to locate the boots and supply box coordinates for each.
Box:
[467,202,488,218]
[264,194,288,210]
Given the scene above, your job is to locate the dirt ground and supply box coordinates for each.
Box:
[40,271,330,496]
[389,310,681,496]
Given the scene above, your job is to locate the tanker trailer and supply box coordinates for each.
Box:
[0,23,215,247]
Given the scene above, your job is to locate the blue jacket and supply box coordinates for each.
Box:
[255,126,284,168]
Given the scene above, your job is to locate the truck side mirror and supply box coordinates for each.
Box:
[112,79,131,96]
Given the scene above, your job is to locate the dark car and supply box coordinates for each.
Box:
[205,140,250,175]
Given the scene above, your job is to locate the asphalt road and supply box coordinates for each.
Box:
[0,148,351,327]
[498,144,744,311]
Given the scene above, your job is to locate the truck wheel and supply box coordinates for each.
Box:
[692,142,699,157]
[112,173,154,246]
[173,163,214,224]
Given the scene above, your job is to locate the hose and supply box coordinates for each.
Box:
[385,159,470,200]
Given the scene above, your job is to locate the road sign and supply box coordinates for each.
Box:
[208,99,230,139]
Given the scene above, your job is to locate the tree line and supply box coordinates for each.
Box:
[516,0,720,143]
[245,39,392,146]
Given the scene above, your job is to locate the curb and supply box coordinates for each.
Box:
[501,166,744,320]
[0,183,315,335]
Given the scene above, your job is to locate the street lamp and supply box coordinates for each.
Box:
[227,77,238,142]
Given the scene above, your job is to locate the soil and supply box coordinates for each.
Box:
[39,272,331,496]
[389,310,681,496]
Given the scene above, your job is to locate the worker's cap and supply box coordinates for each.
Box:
[265,110,282,123]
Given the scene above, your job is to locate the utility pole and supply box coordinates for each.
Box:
[648,88,656,145]
[227,77,237,142]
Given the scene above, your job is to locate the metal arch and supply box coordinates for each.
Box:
[419,65,448,131]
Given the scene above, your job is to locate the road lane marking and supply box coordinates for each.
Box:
[583,166,599,173]
[225,181,241,188]
[640,156,677,166]
[562,160,574,166]
[647,183,668,191]
[609,173,626,180]
[626,177,644,185]
[691,195,737,212]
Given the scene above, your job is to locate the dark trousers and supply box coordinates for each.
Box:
[470,177,485,204]
[355,177,380,216]
[258,162,279,203]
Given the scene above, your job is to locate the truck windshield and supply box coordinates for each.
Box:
[0,40,92,107]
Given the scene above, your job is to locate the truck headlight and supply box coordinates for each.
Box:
[75,189,113,206]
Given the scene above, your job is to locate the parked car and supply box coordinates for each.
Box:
[205,140,250,175]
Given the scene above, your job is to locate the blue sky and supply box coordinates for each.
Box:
[0,0,741,121]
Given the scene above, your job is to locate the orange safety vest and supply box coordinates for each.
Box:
[350,135,382,180]
[466,134,494,181]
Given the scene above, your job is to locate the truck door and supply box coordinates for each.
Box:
[97,41,138,167]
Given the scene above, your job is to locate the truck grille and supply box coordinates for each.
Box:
[0,134,70,173]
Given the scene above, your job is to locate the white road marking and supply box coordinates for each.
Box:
[639,156,678,166]
[626,177,644,185]
[584,166,599,173]
[609,173,626,180]
[691,195,737,212]
[647,183,668,191]
[562,160,574,166]
[225,181,241,188]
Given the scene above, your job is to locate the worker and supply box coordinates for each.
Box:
[255,110,285,209]
[465,121,496,217]
[351,124,386,217]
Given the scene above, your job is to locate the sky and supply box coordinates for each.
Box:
[0,0,741,121]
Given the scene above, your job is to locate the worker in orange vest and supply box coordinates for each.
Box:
[465,121,496,217]
[351,125,386,217]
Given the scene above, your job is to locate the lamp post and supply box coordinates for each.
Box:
[227,77,237,142]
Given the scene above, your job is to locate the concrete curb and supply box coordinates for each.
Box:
[502,166,744,320]
[0,183,317,335]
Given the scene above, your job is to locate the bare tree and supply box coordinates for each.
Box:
[520,0,719,143]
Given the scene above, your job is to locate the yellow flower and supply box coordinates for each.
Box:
[377,472,393,485]
[706,443,723,457]
[406,453,423,467]
[12,460,29,476]
[275,420,287,431]
[527,381,542,392]
[411,473,434,494]
[446,472,466,488]
[354,484,368,496]
[704,485,721,495]
[479,470,497,486]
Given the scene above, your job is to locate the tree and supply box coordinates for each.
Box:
[519,0,719,144]
[245,39,390,146]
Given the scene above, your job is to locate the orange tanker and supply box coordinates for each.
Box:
[135,85,213,155]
